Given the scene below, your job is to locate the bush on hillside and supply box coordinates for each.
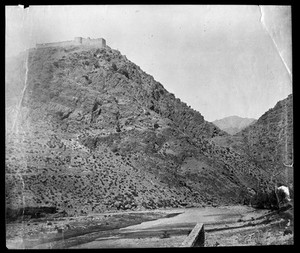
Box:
[252,189,278,210]
[111,63,117,71]
[118,68,129,78]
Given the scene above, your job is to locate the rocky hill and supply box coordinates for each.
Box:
[212,116,257,135]
[212,94,293,186]
[5,44,272,218]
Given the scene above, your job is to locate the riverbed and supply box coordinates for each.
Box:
[8,205,282,249]
[69,205,268,248]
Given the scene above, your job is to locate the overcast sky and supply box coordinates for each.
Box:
[5,5,292,121]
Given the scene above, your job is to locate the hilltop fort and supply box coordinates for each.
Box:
[36,37,106,49]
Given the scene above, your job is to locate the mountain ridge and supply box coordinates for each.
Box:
[212,116,257,135]
[212,94,293,186]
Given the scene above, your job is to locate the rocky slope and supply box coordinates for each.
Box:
[212,116,257,135]
[212,94,293,187]
[6,44,271,218]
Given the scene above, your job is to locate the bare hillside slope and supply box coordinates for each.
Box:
[6,45,271,218]
[212,94,293,186]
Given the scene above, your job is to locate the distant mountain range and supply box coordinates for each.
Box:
[212,116,257,135]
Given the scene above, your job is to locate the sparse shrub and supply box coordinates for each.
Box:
[112,63,117,71]
[161,231,170,238]
[111,146,119,153]
[154,123,159,130]
[56,111,64,119]
[252,189,278,209]
[283,228,293,236]
[118,68,129,78]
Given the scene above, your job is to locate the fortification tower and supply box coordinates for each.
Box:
[101,38,106,47]
[74,37,82,44]
[35,37,106,49]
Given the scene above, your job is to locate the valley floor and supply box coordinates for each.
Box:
[6,205,293,249]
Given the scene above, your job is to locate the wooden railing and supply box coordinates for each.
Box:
[180,223,205,247]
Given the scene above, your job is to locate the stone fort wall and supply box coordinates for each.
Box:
[36,37,106,49]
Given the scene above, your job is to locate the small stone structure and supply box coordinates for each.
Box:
[36,37,106,49]
[181,223,205,247]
